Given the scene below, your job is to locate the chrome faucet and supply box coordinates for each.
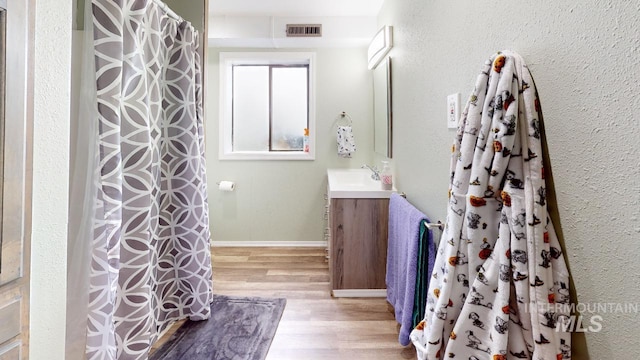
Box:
[361,164,380,180]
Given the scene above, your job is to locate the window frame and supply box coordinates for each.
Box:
[219,52,316,160]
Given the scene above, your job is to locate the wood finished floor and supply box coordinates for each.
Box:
[153,247,415,359]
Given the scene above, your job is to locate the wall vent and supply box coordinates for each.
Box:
[286,24,322,37]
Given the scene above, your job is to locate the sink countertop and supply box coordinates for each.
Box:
[327,168,397,199]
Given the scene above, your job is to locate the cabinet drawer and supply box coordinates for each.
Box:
[0,297,21,345]
[0,341,21,360]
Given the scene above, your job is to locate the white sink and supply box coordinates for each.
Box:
[327,168,397,198]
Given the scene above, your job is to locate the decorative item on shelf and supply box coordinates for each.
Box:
[367,25,393,70]
[303,128,309,152]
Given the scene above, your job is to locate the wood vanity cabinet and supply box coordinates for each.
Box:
[329,197,389,292]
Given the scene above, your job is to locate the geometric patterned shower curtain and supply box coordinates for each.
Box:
[411,51,571,360]
[85,1,213,358]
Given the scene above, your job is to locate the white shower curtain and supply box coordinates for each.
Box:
[410,51,571,359]
[67,1,213,359]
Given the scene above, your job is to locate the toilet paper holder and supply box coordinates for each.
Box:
[216,180,236,191]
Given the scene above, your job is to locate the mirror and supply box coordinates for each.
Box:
[373,56,392,158]
[0,4,5,268]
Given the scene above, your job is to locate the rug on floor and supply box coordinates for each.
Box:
[150,294,286,360]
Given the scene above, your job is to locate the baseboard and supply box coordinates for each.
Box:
[331,289,387,298]
[211,240,327,248]
[156,317,186,340]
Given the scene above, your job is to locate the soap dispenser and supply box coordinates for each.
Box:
[380,161,393,190]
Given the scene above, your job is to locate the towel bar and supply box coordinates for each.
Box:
[425,220,444,230]
[395,192,442,229]
[333,111,353,128]
[340,111,353,124]
[397,193,441,228]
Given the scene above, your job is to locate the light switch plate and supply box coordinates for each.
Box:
[447,93,460,129]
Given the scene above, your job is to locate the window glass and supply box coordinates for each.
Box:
[271,66,308,151]
[232,66,269,151]
[219,52,315,160]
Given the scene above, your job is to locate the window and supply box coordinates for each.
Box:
[219,52,316,160]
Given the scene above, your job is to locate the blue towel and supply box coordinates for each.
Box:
[386,193,428,346]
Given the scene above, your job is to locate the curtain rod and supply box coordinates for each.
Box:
[151,0,183,23]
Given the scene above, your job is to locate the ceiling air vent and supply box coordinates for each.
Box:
[286,24,322,37]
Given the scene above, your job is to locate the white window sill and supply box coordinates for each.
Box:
[219,151,315,161]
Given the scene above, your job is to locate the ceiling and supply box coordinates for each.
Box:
[210,0,384,17]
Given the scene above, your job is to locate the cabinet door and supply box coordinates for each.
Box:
[330,198,389,290]
[0,0,33,358]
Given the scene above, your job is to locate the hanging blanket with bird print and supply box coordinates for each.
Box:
[410,51,572,360]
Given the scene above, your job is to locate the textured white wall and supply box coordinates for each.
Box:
[206,47,374,243]
[378,1,640,359]
[31,0,71,358]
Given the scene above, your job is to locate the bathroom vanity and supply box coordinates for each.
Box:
[326,169,395,297]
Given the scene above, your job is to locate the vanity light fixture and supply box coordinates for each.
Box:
[367,25,393,70]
